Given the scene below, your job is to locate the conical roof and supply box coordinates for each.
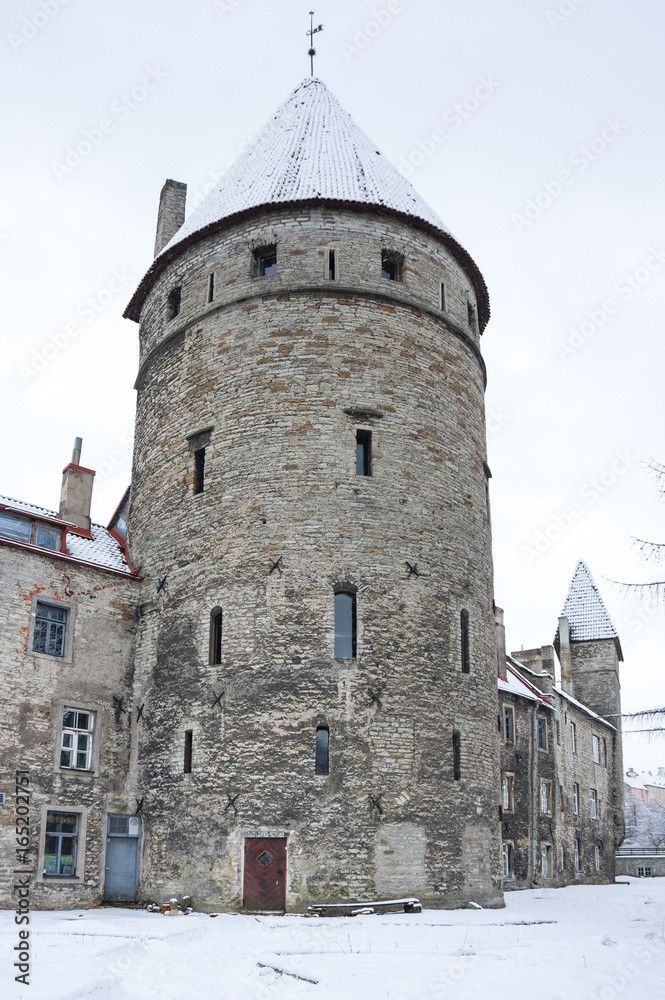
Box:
[125,78,489,324]
[557,559,622,657]
[160,77,449,256]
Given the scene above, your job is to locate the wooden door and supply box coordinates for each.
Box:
[243,837,286,911]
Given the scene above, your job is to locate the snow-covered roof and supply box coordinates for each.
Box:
[553,685,617,731]
[555,559,622,658]
[0,495,136,577]
[161,77,449,256]
[498,661,551,706]
[125,77,489,325]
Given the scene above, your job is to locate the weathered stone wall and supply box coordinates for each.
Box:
[616,855,665,877]
[0,543,138,909]
[127,205,502,910]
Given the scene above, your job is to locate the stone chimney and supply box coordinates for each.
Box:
[154,179,187,257]
[558,615,573,694]
[59,438,95,531]
[495,605,506,677]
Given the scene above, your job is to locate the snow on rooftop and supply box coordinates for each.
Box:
[0,494,134,576]
[160,77,452,257]
[553,685,617,730]
[498,661,549,704]
[559,559,618,643]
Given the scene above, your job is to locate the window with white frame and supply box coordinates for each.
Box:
[43,811,79,877]
[60,710,93,770]
[574,838,581,871]
[502,773,514,812]
[540,779,552,815]
[593,735,600,763]
[541,843,552,878]
[33,602,68,657]
[590,788,598,819]
[573,782,579,815]
[595,842,603,871]
[637,866,652,878]
[502,841,513,878]
[570,721,576,754]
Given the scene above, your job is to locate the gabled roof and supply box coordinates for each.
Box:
[0,494,137,577]
[555,559,622,659]
[499,659,552,707]
[125,78,489,326]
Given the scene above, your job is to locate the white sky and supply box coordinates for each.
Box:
[1,0,663,770]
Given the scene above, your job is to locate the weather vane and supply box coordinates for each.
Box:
[306,11,324,76]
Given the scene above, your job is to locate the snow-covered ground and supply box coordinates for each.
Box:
[4,879,665,1000]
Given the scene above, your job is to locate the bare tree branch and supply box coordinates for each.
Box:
[631,537,665,564]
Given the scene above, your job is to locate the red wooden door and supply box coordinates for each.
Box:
[243,837,286,911]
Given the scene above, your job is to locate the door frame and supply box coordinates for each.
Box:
[103,813,141,902]
[242,836,287,912]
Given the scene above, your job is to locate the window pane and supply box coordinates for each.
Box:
[0,514,31,542]
[60,749,72,767]
[109,815,129,835]
[63,710,76,728]
[34,525,60,551]
[261,254,277,276]
[76,714,91,731]
[62,732,73,748]
[334,593,355,658]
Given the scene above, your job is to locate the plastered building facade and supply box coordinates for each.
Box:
[0,79,624,912]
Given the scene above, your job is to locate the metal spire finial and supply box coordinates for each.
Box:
[306,11,324,76]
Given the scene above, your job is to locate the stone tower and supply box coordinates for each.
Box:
[556,559,625,850]
[123,78,502,910]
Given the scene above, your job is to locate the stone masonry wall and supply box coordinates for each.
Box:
[0,543,138,909]
[127,206,502,911]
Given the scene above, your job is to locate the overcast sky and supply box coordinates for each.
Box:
[2,0,664,770]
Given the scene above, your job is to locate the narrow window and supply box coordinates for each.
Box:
[328,249,336,280]
[315,727,329,775]
[334,592,356,659]
[194,448,205,495]
[502,841,513,878]
[603,738,607,766]
[560,784,565,812]
[556,720,561,745]
[595,842,603,871]
[61,710,93,770]
[573,782,579,815]
[467,300,476,329]
[381,249,403,282]
[452,729,461,780]
[504,706,514,742]
[537,717,547,749]
[207,272,215,303]
[168,286,181,319]
[460,609,470,673]
[574,838,581,871]
[43,812,79,877]
[570,721,576,753]
[211,610,223,665]
[540,780,552,815]
[541,844,552,878]
[502,774,514,812]
[33,602,68,657]
[592,735,600,763]
[254,245,277,277]
[440,281,446,310]
[184,730,193,773]
[356,429,372,476]
[589,788,597,819]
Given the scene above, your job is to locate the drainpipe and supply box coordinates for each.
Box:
[531,703,538,883]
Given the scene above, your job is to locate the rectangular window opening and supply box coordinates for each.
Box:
[502,841,513,878]
[573,782,580,815]
[328,249,336,281]
[504,705,514,742]
[168,286,182,319]
[356,429,372,477]
[590,788,597,819]
[207,272,215,303]
[537,717,547,750]
[60,709,93,770]
[315,727,329,775]
[254,245,277,277]
[43,811,79,877]
[452,729,461,781]
[33,602,68,657]
[502,773,514,812]
[541,844,552,878]
[194,448,205,495]
[540,780,552,815]
[593,734,600,763]
[574,838,581,871]
[334,592,356,659]
[460,609,470,673]
[211,610,223,665]
[571,721,577,753]
[381,249,403,282]
[440,281,446,311]
[184,730,193,774]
